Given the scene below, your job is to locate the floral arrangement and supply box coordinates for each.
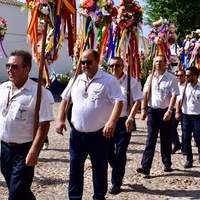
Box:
[181,29,200,69]
[114,0,143,32]
[148,17,177,63]
[0,17,8,58]
[0,17,7,40]
[148,17,176,45]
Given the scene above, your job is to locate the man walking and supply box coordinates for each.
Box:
[137,55,179,175]
[108,57,143,194]
[0,50,54,199]
[56,49,123,200]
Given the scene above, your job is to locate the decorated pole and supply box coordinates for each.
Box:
[146,17,177,103]
[33,18,48,137]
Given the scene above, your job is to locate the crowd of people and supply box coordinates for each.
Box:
[0,49,200,200]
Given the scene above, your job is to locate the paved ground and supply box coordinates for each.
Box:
[1,102,200,199]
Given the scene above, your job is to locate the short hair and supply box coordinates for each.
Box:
[110,57,124,65]
[156,55,167,63]
[10,50,32,68]
[186,67,200,77]
[177,69,185,75]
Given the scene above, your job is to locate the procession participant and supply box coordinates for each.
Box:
[137,55,179,175]
[176,66,200,168]
[108,57,143,194]
[56,49,123,200]
[0,50,54,200]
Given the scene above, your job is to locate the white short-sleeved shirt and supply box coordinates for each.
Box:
[61,69,123,132]
[0,79,54,143]
[118,74,143,117]
[143,70,179,109]
[178,81,200,115]
[46,88,55,104]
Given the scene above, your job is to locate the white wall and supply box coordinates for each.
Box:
[0,3,73,82]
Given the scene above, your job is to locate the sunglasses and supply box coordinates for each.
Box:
[176,74,184,77]
[185,74,194,77]
[6,64,19,70]
[80,60,93,65]
[109,64,122,68]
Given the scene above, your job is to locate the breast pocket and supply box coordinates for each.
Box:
[14,105,28,124]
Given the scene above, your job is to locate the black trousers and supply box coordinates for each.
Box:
[141,107,173,171]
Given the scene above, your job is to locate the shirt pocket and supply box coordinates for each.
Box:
[14,104,29,124]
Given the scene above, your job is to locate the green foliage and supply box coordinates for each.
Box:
[144,0,200,45]
[140,57,153,88]
[56,73,70,84]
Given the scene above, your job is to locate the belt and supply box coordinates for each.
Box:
[2,140,20,147]
[149,107,168,111]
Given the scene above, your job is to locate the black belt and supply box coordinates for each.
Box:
[149,107,168,111]
[1,140,31,147]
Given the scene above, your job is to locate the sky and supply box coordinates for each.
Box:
[19,0,149,37]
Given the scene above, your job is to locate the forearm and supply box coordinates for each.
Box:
[57,99,67,121]
[128,100,141,119]
[29,121,50,155]
[168,95,177,111]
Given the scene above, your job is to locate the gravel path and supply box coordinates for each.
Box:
[1,101,200,200]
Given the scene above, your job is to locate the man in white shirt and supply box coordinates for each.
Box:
[137,55,179,175]
[176,66,200,168]
[0,50,54,200]
[56,49,123,200]
[108,57,143,194]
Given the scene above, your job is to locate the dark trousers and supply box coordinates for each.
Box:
[68,128,109,200]
[182,114,200,162]
[1,141,35,200]
[172,109,181,148]
[108,116,131,187]
[141,107,173,171]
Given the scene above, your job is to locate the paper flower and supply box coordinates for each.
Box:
[0,17,7,40]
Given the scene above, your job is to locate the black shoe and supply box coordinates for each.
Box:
[164,166,173,172]
[184,161,193,168]
[137,167,150,175]
[171,146,181,154]
[109,184,121,195]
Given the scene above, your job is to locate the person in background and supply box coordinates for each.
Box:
[42,78,55,150]
[171,69,186,154]
[137,55,179,175]
[56,49,123,200]
[108,57,143,194]
[0,50,54,199]
[176,67,200,168]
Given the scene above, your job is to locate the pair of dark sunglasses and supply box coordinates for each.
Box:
[6,64,19,70]
[80,60,93,65]
[176,74,184,77]
[109,64,122,68]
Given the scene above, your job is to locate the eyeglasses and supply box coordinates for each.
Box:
[176,74,184,77]
[80,60,93,65]
[185,74,194,77]
[6,64,19,70]
[109,64,122,68]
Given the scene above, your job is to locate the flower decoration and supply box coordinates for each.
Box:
[80,0,97,16]
[114,0,143,32]
[148,18,177,46]
[0,17,7,41]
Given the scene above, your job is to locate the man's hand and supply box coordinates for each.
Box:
[125,118,133,133]
[103,120,115,138]
[25,151,38,167]
[141,109,147,120]
[163,110,172,121]
[56,119,67,135]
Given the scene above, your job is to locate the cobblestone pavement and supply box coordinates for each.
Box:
[1,102,200,199]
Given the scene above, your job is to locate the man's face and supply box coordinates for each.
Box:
[185,70,196,83]
[154,56,166,71]
[6,56,29,86]
[81,51,99,79]
[176,71,185,84]
[109,59,124,79]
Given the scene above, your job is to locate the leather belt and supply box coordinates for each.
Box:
[1,140,20,147]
